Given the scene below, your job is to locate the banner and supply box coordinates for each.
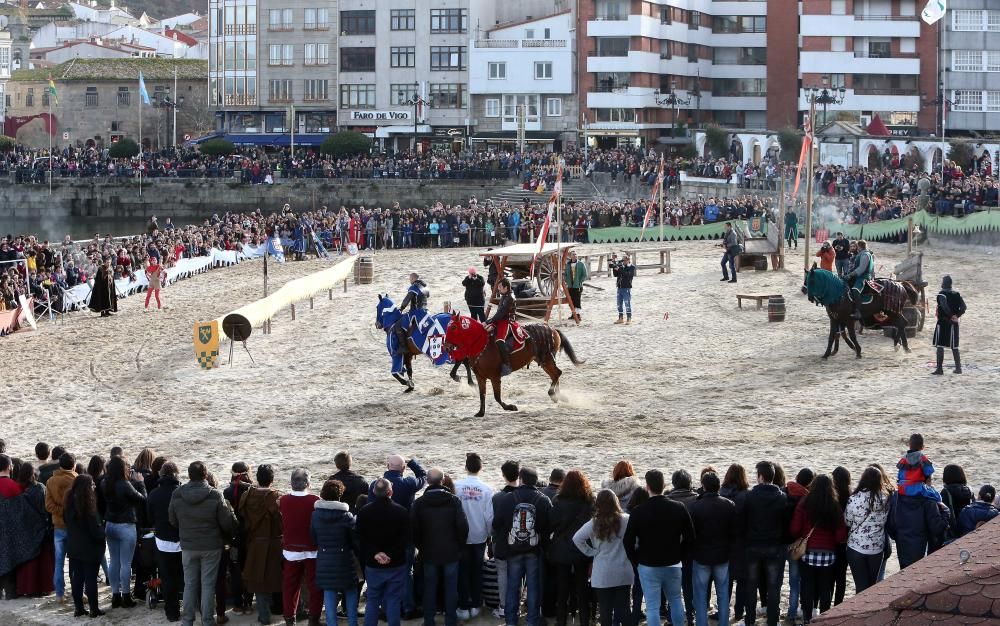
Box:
[193,320,220,370]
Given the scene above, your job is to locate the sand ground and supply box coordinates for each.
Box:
[1,238,997,624]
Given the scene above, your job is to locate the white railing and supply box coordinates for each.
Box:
[523,39,567,48]
[474,39,519,48]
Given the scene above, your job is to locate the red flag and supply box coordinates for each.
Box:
[639,155,665,240]
[792,113,813,198]
[530,165,563,274]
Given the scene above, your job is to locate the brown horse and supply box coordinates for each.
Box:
[444,313,584,417]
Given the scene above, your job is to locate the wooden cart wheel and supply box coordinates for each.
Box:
[536,255,556,297]
[916,292,926,332]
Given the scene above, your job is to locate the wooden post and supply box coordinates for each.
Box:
[777,167,786,270]
[328,288,333,300]
[310,297,314,310]
[907,216,914,255]
[291,303,296,320]
[343,279,347,293]
[803,98,816,275]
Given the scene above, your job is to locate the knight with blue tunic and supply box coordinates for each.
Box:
[843,239,874,319]
[393,272,430,355]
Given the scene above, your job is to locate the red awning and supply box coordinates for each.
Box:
[866,114,890,136]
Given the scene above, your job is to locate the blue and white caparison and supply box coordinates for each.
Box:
[375,294,454,390]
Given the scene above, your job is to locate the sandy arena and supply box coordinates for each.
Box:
[0,238,997,624]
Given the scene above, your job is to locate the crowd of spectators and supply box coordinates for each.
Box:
[0,435,996,626]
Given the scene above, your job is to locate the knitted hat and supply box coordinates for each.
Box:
[942,275,952,290]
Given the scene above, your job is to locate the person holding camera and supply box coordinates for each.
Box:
[720,223,740,284]
[610,253,635,324]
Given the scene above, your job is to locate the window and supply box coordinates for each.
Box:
[488,62,506,79]
[829,74,846,89]
[391,9,415,30]
[868,41,891,58]
[546,98,562,117]
[85,86,98,107]
[341,47,376,72]
[430,46,466,70]
[340,84,376,108]
[302,112,336,133]
[989,51,1000,72]
[660,7,671,24]
[712,78,767,97]
[951,89,982,112]
[534,61,553,79]
[391,84,415,105]
[594,108,635,122]
[428,83,466,108]
[852,74,917,94]
[430,8,467,33]
[953,50,981,72]
[689,11,700,29]
[303,79,329,101]
[485,98,500,117]
[42,90,49,107]
[304,44,329,65]
[269,44,293,66]
[687,43,699,63]
[304,8,328,29]
[525,28,535,39]
[712,47,766,65]
[341,10,375,35]
[269,79,292,102]
[502,94,539,122]
[391,46,415,68]
[265,113,287,132]
[990,11,1000,31]
[831,36,846,52]
[0,46,9,72]
[268,8,292,29]
[988,91,1000,112]
[595,72,629,92]
[595,37,629,57]
[118,86,130,106]
[952,10,980,31]
[25,88,33,107]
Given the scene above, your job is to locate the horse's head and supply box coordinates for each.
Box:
[375,294,401,331]
[444,313,486,355]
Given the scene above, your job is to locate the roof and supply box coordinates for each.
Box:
[867,113,891,137]
[487,9,571,33]
[480,242,576,259]
[813,518,1000,626]
[12,58,206,81]
[163,29,198,46]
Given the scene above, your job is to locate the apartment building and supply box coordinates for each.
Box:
[468,11,577,150]
[0,31,12,124]
[940,2,1000,135]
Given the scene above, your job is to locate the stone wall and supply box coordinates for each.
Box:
[0,177,514,239]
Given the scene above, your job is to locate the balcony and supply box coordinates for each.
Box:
[853,14,919,21]
[473,39,568,49]
[523,39,567,48]
[593,14,627,21]
[474,39,519,48]
[224,95,257,106]
[852,87,919,96]
[854,51,917,59]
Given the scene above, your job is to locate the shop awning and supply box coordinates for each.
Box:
[471,130,563,140]
[223,133,329,146]
[375,124,432,138]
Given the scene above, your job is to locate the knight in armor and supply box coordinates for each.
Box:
[487,278,517,376]
[932,275,966,375]
[393,272,430,355]
[843,240,874,319]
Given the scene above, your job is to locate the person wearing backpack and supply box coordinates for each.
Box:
[492,467,553,626]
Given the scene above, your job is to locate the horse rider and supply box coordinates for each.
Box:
[486,277,517,375]
[394,272,430,355]
[843,240,874,319]
[932,275,966,375]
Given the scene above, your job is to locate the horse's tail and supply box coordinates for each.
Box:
[901,280,919,305]
[556,330,585,366]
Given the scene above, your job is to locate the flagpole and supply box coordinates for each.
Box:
[658,168,664,242]
[139,91,143,197]
[556,162,563,323]
[48,92,52,196]
[803,97,816,275]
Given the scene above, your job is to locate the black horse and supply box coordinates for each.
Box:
[805,266,919,359]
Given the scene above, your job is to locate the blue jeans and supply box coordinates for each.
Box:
[637,564,685,626]
[786,555,800,619]
[105,521,137,595]
[423,561,459,626]
[693,561,730,626]
[835,258,849,277]
[405,545,416,613]
[325,587,359,626]
[364,565,406,626]
[458,543,486,610]
[53,528,68,598]
[505,553,541,626]
[616,288,632,317]
[721,251,737,279]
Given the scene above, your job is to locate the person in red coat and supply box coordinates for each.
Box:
[279,468,322,624]
[790,475,848,625]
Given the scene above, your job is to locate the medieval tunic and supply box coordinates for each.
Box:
[87,266,118,314]
[932,288,966,349]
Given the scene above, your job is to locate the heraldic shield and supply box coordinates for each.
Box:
[194,320,220,369]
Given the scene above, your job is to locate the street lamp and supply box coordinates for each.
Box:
[160,95,185,149]
[803,85,846,127]
[401,82,431,154]
[653,79,691,138]
[923,84,956,176]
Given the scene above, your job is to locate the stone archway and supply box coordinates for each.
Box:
[902,145,924,172]
[749,138,762,165]
[865,144,881,170]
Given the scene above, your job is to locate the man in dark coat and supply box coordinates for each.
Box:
[886,492,952,569]
[331,452,367,513]
[739,461,789,626]
[667,470,698,626]
[931,275,967,375]
[357,479,411,626]
[87,258,117,317]
[238,464,283,625]
[462,268,487,323]
[688,472,736,626]
[147,462,183,621]
[311,479,360,623]
[411,469,469,626]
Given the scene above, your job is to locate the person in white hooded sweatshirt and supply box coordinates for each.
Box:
[454,453,495,620]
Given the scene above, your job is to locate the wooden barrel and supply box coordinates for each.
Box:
[355,257,374,284]
[767,295,786,322]
[753,258,768,271]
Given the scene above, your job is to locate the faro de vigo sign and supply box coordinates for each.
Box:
[350,110,411,121]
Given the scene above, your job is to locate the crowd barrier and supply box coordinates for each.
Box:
[0,297,33,336]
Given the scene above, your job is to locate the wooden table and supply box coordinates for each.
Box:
[621,246,676,274]
[736,293,781,309]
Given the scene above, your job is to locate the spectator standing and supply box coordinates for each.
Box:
[931,275,966,375]
[831,233,851,277]
[720,222,739,284]
[887,486,952,569]
[549,470,595,626]
[45,451,77,604]
[102,455,146,608]
[623,469,694,626]
[144,256,165,310]
[357,478,411,626]
[957,485,999,536]
[239,464,284,625]
[831,467,852,606]
[492,467,553,626]
[168,461,238,626]
[610,253,635,324]
[222,462,254,617]
[491,460,520,620]
[0,454,24,600]
[148,462,183,622]
[35,442,58,484]
[844,466,890,594]
[540,467,563,619]
[411,468,469,626]
[279,468,323,625]
[331,452,367,514]
[789,475,847,624]
[454,453,494,620]
[741,461,789,626]
[815,242,835,272]
[311,479,361,626]
[667,470,698,626]
[462,268,487,323]
[573,489,633,626]
[784,211,799,249]
[940,464,974,526]
[64,475,106,618]
[564,251,588,323]
[688,472,735,626]
[719,464,750,624]
[15,462,55,597]
[541,468,564,503]
[601,461,640,510]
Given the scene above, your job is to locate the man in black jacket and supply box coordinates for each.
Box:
[330,451,367,513]
[462,268,487,322]
[688,472,735,626]
[610,253,636,324]
[147,462,182,622]
[412,469,469,626]
[623,469,694,626]
[358,479,411,626]
[492,467,552,626]
[667,470,698,626]
[740,462,788,626]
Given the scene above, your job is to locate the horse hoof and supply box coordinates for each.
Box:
[821,355,829,360]
[450,374,460,382]
[474,411,485,418]
[855,354,862,359]
[404,387,414,393]
[904,348,912,354]
[505,404,518,412]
